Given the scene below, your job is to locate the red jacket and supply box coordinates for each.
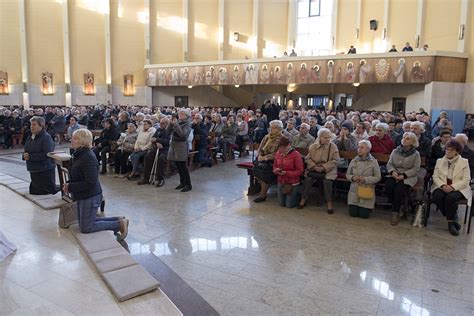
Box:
[369,134,395,154]
[273,149,304,184]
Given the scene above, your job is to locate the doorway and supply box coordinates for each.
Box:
[392,97,406,114]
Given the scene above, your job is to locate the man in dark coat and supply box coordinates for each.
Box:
[191,114,210,166]
[261,99,280,122]
[138,118,171,186]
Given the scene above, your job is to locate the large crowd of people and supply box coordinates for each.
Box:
[0,101,473,236]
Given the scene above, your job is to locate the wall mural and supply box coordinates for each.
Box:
[146,56,439,87]
[41,72,53,95]
[83,73,95,95]
[0,71,9,95]
[123,74,134,96]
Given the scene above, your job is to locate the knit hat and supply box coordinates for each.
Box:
[341,120,353,132]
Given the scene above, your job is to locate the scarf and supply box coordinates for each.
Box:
[396,145,416,157]
[355,153,374,161]
[447,154,460,180]
[262,132,281,152]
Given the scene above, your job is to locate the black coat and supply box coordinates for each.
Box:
[461,145,474,179]
[417,135,431,158]
[23,129,55,172]
[68,147,102,200]
[152,127,171,155]
[98,127,120,147]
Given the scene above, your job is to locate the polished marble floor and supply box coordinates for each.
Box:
[1,151,474,315]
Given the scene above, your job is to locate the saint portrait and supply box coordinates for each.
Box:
[41,72,53,95]
[298,63,308,83]
[123,74,134,96]
[218,67,228,85]
[327,60,334,82]
[393,58,405,83]
[260,64,270,84]
[147,71,157,86]
[84,73,95,95]
[344,62,355,83]
[359,59,371,83]
[0,71,9,95]
[232,65,241,84]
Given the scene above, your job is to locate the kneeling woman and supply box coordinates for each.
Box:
[273,136,304,208]
[431,140,472,236]
[346,140,381,218]
[64,129,129,239]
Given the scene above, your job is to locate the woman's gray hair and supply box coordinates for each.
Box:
[403,131,419,148]
[30,116,45,128]
[411,120,425,132]
[72,129,93,148]
[358,139,372,151]
[178,108,191,118]
[269,120,283,129]
[376,122,389,133]
[317,127,332,138]
[300,123,310,130]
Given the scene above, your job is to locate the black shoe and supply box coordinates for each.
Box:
[156,180,165,187]
[175,184,185,190]
[327,209,334,214]
[137,179,149,185]
[100,169,107,175]
[253,196,266,203]
[453,221,461,231]
[448,222,459,236]
[297,202,307,209]
[181,186,192,192]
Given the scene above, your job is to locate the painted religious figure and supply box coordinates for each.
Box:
[359,60,371,83]
[41,72,53,95]
[209,66,216,84]
[245,64,258,84]
[410,61,425,83]
[274,66,284,84]
[375,59,390,82]
[205,71,213,85]
[344,62,355,83]
[260,64,270,84]
[286,63,295,84]
[0,71,9,95]
[147,71,157,86]
[158,70,166,85]
[218,67,228,85]
[232,66,241,84]
[180,68,189,85]
[327,61,334,82]
[193,67,202,85]
[84,73,95,95]
[298,63,308,83]
[311,64,320,82]
[123,74,134,96]
[393,58,405,83]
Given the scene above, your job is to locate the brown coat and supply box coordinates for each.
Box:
[305,140,339,180]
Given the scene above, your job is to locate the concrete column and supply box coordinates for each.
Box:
[183,0,189,61]
[252,0,259,58]
[62,0,72,107]
[415,0,425,48]
[382,0,389,51]
[458,0,470,52]
[330,0,338,54]
[218,0,225,60]
[287,0,297,50]
[104,0,112,104]
[144,0,152,107]
[19,0,29,109]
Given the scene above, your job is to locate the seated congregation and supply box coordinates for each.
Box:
[2,103,473,236]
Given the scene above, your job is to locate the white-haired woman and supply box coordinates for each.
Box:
[346,140,381,218]
[253,120,284,203]
[368,122,395,154]
[298,128,340,213]
[385,131,421,225]
[168,109,192,192]
[63,129,129,239]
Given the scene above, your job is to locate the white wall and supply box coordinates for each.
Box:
[0,84,22,105]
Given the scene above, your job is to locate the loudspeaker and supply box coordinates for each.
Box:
[369,20,378,31]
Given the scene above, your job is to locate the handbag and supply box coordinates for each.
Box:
[281,183,293,195]
[307,146,332,181]
[357,184,374,199]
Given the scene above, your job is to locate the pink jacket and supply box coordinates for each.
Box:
[273,149,304,184]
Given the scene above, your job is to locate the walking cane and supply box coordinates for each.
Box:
[149,148,160,185]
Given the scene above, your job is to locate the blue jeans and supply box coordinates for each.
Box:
[77,194,120,233]
[130,150,147,173]
[277,184,300,208]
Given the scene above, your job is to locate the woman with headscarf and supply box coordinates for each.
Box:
[23,116,57,195]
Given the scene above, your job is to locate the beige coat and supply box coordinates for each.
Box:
[431,156,472,206]
[346,155,381,209]
[386,147,420,187]
[305,140,339,180]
